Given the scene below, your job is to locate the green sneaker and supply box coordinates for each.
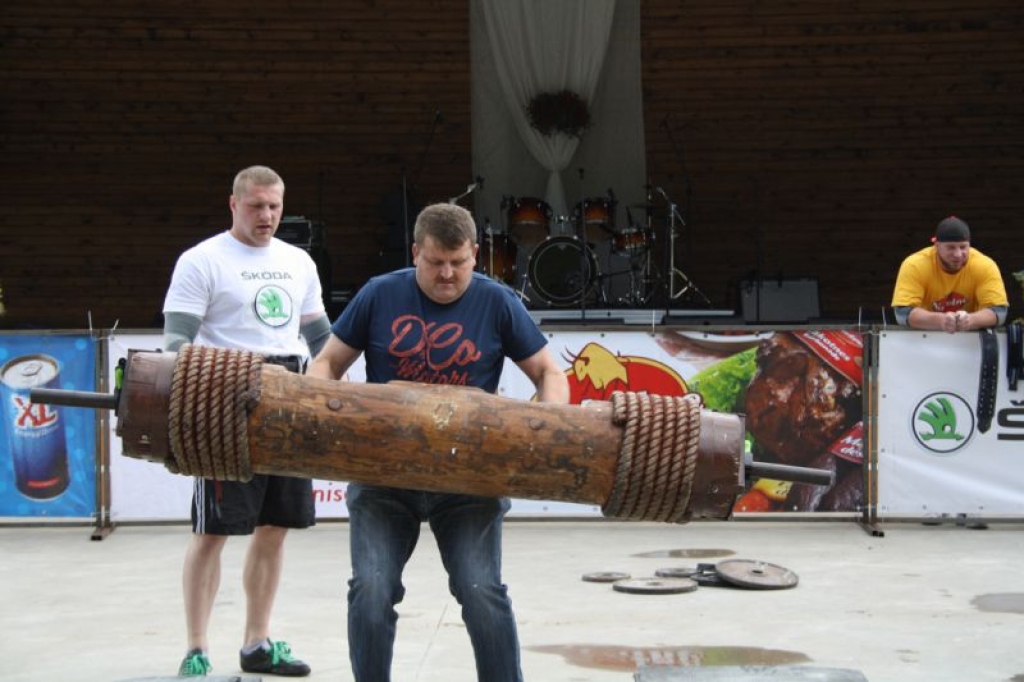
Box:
[240,639,310,677]
[178,648,212,676]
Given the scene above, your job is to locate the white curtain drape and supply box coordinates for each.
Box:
[472,0,646,304]
[479,0,616,219]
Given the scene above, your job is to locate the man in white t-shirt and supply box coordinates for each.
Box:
[163,165,331,677]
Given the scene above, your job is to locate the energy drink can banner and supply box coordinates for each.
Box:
[1,354,69,499]
[0,335,95,517]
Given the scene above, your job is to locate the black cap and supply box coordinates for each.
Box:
[935,216,971,242]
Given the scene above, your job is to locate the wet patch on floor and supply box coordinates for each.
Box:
[971,592,1024,615]
[527,643,810,671]
[631,548,736,559]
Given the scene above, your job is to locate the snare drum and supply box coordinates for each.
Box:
[570,197,617,238]
[613,226,653,256]
[527,236,600,306]
[507,197,552,248]
[479,233,517,285]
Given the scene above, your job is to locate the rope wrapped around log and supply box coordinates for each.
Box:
[166,344,262,481]
[603,391,702,523]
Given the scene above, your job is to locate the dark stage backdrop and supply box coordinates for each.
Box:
[1,0,1021,329]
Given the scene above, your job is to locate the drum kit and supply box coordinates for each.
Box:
[479,190,702,308]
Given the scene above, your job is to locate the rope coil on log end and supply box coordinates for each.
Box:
[165,345,262,481]
[602,391,703,523]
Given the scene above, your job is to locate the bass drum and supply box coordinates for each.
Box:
[528,236,600,307]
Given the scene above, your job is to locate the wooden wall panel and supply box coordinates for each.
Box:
[1,0,472,328]
[0,0,1021,329]
[640,0,1024,319]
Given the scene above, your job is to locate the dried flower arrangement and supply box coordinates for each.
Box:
[525,89,591,138]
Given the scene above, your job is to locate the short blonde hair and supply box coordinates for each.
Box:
[233,165,284,198]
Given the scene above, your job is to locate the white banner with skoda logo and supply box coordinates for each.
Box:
[877,330,1024,518]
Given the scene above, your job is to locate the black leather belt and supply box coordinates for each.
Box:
[264,354,306,374]
[1007,322,1023,391]
[977,329,999,433]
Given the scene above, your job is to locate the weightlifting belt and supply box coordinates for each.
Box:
[1007,322,1023,391]
[977,329,999,433]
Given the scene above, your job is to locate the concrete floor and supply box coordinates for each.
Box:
[1,519,1022,682]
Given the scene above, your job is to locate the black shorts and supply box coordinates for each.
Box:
[190,474,316,535]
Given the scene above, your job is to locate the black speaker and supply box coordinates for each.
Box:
[278,216,332,306]
[277,216,324,251]
[740,277,820,323]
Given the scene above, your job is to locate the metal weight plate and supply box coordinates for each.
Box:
[688,562,728,587]
[612,577,699,594]
[692,571,729,587]
[715,559,799,590]
[582,571,631,583]
[654,566,699,578]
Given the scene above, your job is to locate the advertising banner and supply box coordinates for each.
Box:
[105,334,601,520]
[655,329,864,514]
[0,333,97,518]
[105,328,864,521]
[877,330,1024,517]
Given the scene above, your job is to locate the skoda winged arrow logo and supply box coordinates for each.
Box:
[912,392,974,455]
[254,285,293,328]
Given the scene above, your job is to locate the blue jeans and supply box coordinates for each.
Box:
[346,483,523,682]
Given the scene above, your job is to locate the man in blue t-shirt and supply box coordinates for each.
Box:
[307,203,568,682]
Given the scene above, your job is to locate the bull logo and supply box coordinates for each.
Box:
[564,342,686,404]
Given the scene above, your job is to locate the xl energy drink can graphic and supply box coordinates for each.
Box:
[1,354,70,500]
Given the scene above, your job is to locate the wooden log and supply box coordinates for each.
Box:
[252,370,621,504]
[103,346,747,521]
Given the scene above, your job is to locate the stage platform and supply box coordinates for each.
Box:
[528,308,739,327]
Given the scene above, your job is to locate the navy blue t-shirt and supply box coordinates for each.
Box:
[332,269,547,393]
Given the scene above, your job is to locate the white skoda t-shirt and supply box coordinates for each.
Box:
[163,231,326,358]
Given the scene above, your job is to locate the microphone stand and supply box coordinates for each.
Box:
[400,168,410,267]
[448,176,484,206]
[403,109,444,266]
[655,186,712,321]
[752,177,763,323]
[577,167,588,322]
[656,185,678,321]
[662,115,694,266]
[480,217,493,280]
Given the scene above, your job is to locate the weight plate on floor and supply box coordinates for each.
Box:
[654,566,699,578]
[582,571,631,583]
[715,559,799,590]
[692,569,729,587]
[612,577,698,594]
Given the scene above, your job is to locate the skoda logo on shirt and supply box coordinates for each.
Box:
[254,285,293,328]
[911,391,975,455]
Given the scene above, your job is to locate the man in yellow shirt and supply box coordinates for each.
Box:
[892,216,1008,333]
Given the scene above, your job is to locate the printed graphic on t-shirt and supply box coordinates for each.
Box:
[389,314,482,385]
[254,285,294,327]
[931,292,967,313]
